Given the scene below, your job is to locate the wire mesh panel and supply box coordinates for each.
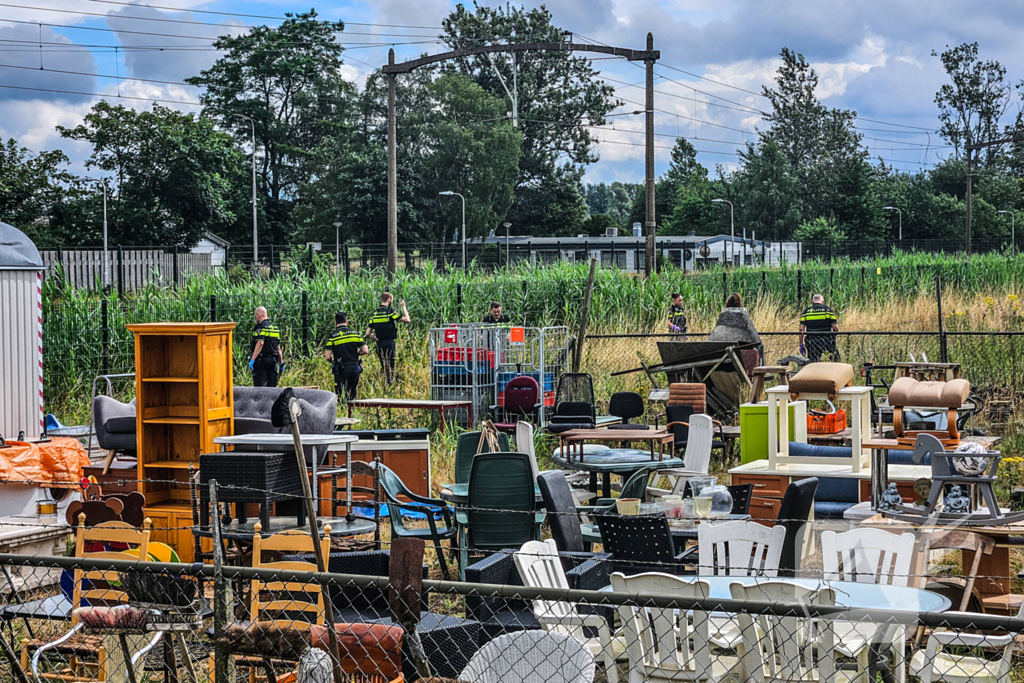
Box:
[493,326,570,425]
[429,324,501,427]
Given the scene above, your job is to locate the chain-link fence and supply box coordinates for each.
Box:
[4,470,1024,683]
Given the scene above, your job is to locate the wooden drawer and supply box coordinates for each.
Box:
[733,474,789,498]
[858,479,918,504]
[749,496,782,524]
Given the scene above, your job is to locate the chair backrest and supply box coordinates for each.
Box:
[467,452,536,551]
[514,539,578,632]
[619,468,651,502]
[611,572,713,683]
[698,520,785,577]
[682,414,714,474]
[728,483,754,515]
[596,515,679,574]
[665,404,695,446]
[821,527,916,587]
[730,580,836,683]
[376,462,420,535]
[776,477,818,577]
[515,421,540,482]
[250,523,332,626]
[537,471,584,553]
[455,430,510,484]
[460,629,596,683]
[668,382,706,414]
[555,372,595,409]
[72,515,152,624]
[504,376,540,418]
[609,392,644,422]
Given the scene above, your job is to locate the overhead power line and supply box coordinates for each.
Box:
[0,80,200,104]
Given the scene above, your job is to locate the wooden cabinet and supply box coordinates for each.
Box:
[127,322,235,564]
[322,441,431,517]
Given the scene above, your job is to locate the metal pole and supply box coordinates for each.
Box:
[936,275,948,363]
[643,32,656,277]
[250,120,257,264]
[965,147,973,254]
[461,194,466,272]
[387,51,398,276]
[102,179,108,288]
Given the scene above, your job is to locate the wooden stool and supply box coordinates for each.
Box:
[748,366,791,404]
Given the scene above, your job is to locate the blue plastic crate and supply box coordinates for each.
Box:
[496,371,554,393]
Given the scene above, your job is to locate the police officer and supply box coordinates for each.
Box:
[365,292,410,386]
[249,306,283,387]
[799,294,841,362]
[482,301,510,324]
[325,311,369,401]
[667,292,687,334]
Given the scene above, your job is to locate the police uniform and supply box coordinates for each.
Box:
[326,324,365,401]
[482,312,511,324]
[250,318,281,387]
[368,305,401,385]
[800,303,840,362]
[668,304,687,334]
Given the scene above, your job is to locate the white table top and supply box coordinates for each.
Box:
[214,433,358,446]
[729,458,930,481]
[767,384,872,397]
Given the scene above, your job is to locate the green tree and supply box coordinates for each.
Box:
[627,138,708,230]
[793,215,845,245]
[440,3,619,235]
[187,11,356,244]
[58,102,243,247]
[0,138,83,245]
[732,140,802,240]
[584,182,640,228]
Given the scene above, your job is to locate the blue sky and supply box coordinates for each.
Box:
[2,0,1024,183]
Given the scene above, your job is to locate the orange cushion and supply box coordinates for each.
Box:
[308,623,405,680]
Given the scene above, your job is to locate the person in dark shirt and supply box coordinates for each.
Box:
[799,294,841,362]
[249,306,283,387]
[482,301,511,324]
[365,292,410,386]
[667,293,687,334]
[325,311,369,401]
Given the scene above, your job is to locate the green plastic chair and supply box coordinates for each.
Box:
[454,430,510,484]
[375,462,459,580]
[466,452,537,557]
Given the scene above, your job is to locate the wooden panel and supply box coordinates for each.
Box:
[143,503,197,563]
[387,449,429,493]
[859,479,918,504]
[749,496,782,524]
[732,473,789,498]
[203,333,233,411]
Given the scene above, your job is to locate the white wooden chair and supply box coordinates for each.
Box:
[610,572,732,683]
[821,528,916,683]
[697,520,786,651]
[460,630,596,683]
[514,539,624,683]
[731,580,838,683]
[909,601,1023,683]
[648,413,714,498]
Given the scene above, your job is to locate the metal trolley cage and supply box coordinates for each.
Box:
[429,324,569,427]
[493,326,570,425]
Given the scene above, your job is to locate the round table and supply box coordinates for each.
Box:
[550,450,684,498]
[193,515,376,543]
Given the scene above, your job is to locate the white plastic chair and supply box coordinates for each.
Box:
[459,629,596,683]
[514,539,624,683]
[697,520,786,650]
[610,572,733,683]
[821,528,916,683]
[648,413,714,498]
[909,601,1023,683]
[516,421,541,482]
[731,580,838,683]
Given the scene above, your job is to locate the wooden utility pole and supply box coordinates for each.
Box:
[572,258,598,372]
[644,32,656,277]
[386,49,398,276]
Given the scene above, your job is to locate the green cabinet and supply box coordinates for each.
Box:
[739,401,807,464]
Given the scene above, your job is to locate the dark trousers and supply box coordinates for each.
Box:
[376,340,397,385]
[333,363,361,401]
[807,335,841,363]
[252,357,279,387]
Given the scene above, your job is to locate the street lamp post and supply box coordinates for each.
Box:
[883,206,902,241]
[712,199,734,267]
[999,210,1015,251]
[502,221,512,269]
[439,191,466,271]
[85,178,109,287]
[333,222,342,268]
[232,114,258,265]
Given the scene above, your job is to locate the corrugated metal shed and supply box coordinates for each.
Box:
[0,222,44,440]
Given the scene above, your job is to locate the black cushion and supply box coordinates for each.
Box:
[105,416,137,434]
[556,401,594,419]
[666,404,695,445]
[537,471,584,553]
[608,392,645,422]
[776,478,818,577]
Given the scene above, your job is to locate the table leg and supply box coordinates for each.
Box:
[311,445,319,516]
[164,632,179,683]
[589,472,598,496]
[602,473,611,499]
[871,448,888,511]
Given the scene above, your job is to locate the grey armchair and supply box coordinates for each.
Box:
[93,396,137,453]
[232,387,337,464]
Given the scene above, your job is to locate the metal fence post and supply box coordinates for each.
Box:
[722,271,727,303]
[761,269,766,298]
[101,300,109,376]
[172,245,179,288]
[301,290,309,353]
[210,295,216,322]
[344,245,351,282]
[936,275,948,363]
[456,283,462,322]
[860,266,865,300]
[117,246,124,299]
[797,268,802,307]
[223,245,229,275]
[210,480,234,683]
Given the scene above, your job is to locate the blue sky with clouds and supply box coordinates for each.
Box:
[3,0,1023,183]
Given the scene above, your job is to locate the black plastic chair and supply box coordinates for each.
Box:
[728,483,754,515]
[547,373,597,434]
[607,392,648,430]
[776,477,818,577]
[537,471,585,553]
[595,514,694,576]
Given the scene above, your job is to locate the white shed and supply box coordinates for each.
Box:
[0,222,45,440]
[190,232,230,268]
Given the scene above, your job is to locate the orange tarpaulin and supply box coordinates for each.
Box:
[0,438,90,487]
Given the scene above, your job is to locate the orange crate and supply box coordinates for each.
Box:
[807,410,846,435]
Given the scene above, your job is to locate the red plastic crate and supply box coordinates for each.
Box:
[435,347,495,366]
[807,409,846,435]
